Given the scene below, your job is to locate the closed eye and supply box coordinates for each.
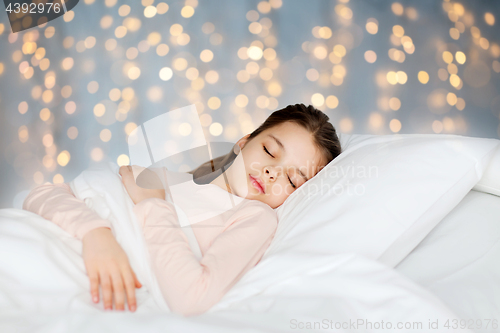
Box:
[264,146,295,188]
[263,145,274,158]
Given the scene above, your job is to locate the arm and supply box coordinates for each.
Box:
[23,182,141,311]
[22,182,112,240]
[133,198,278,316]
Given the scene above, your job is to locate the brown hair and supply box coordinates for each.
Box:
[190,103,342,183]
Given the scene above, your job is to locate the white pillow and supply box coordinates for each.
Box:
[473,145,500,196]
[267,133,500,268]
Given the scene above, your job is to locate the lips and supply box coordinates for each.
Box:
[249,174,265,194]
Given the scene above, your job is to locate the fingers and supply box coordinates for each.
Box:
[111,271,126,311]
[88,270,100,304]
[122,271,137,312]
[100,273,113,310]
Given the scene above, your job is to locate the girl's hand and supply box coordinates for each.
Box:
[119,165,166,205]
[82,227,142,311]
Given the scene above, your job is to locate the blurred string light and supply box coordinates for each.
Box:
[0,0,498,206]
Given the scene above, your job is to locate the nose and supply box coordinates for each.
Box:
[263,166,278,182]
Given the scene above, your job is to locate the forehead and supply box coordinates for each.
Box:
[260,122,324,178]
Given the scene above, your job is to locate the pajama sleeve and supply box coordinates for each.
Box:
[133,197,278,316]
[22,182,112,240]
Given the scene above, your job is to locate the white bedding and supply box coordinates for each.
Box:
[0,163,471,332]
[396,190,500,329]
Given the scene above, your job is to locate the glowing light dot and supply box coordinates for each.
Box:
[235,94,249,108]
[333,44,346,57]
[181,6,194,18]
[144,6,157,18]
[178,123,192,136]
[326,95,339,109]
[159,67,173,81]
[446,92,458,106]
[209,123,223,136]
[115,26,127,38]
[396,71,407,84]
[100,129,112,142]
[100,15,113,29]
[485,13,495,26]
[85,36,96,49]
[118,5,131,16]
[208,97,221,110]
[392,25,405,37]
[170,24,183,36]
[389,119,402,132]
[391,2,404,16]
[386,71,398,85]
[42,133,53,147]
[200,49,214,62]
[199,114,212,127]
[173,58,188,71]
[18,126,29,143]
[205,70,219,84]
[418,71,429,84]
[125,122,137,136]
[432,120,443,133]
[61,57,74,70]
[87,81,99,94]
[449,28,460,40]
[91,148,104,162]
[109,88,121,101]
[42,90,53,103]
[105,39,117,51]
[117,155,130,166]
[157,3,169,14]
[63,11,75,22]
[57,151,71,167]
[127,66,141,80]
[67,126,78,139]
[389,97,401,111]
[306,68,319,81]
[65,101,76,114]
[34,171,44,184]
[311,93,325,107]
[314,45,328,59]
[147,32,162,46]
[267,81,282,97]
[156,44,169,56]
[53,174,65,184]
[366,19,378,34]
[257,1,271,14]
[18,101,28,114]
[455,51,466,64]
[364,50,377,63]
[105,0,117,7]
[94,103,106,117]
[449,74,461,88]
[247,46,263,60]
[442,51,453,64]
[339,118,353,133]
[456,98,466,111]
[44,26,55,39]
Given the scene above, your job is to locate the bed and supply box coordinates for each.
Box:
[396,189,500,328]
[1,133,499,333]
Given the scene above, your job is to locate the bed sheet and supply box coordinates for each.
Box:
[395,190,500,327]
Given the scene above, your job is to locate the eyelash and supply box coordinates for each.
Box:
[263,145,296,188]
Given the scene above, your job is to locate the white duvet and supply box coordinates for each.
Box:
[0,163,471,332]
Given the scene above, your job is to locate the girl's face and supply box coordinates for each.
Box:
[216,121,325,209]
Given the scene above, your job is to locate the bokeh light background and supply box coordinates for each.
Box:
[0,0,499,208]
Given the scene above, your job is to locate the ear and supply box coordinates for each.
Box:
[236,134,251,150]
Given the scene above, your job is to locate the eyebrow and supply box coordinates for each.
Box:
[267,134,309,182]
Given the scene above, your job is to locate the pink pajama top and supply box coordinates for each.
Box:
[22,181,278,316]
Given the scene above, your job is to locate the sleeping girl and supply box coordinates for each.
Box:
[22,103,342,316]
